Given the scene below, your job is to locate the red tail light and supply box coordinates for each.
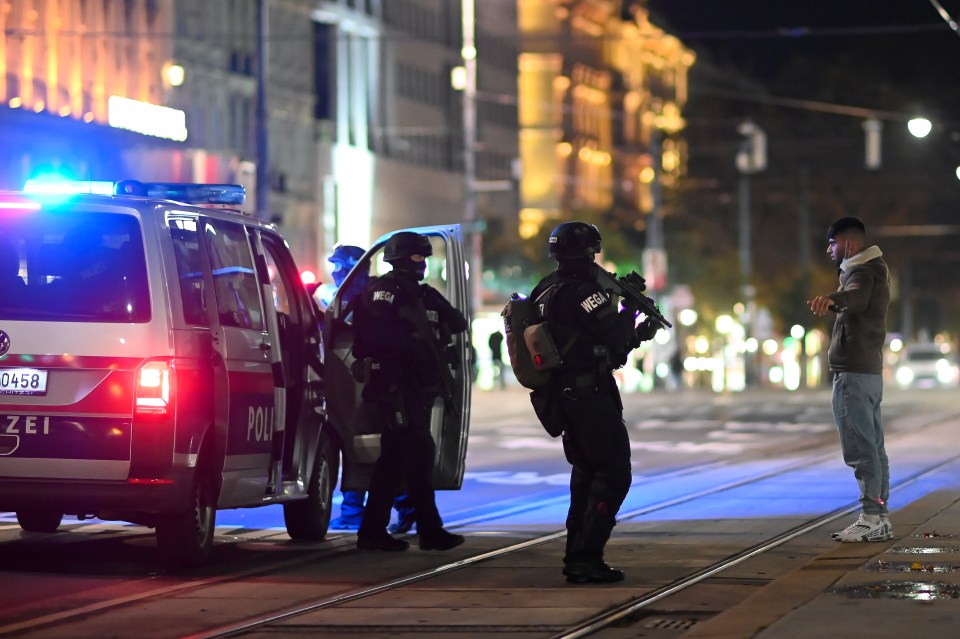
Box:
[135,360,173,415]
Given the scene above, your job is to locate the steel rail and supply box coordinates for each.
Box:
[2,408,954,638]
[552,452,960,639]
[184,443,874,639]
[187,411,959,639]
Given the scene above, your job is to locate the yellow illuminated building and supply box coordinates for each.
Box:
[0,1,172,128]
[517,0,694,239]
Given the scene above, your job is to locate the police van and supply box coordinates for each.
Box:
[0,181,471,565]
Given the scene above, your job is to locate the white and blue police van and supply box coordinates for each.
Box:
[0,180,473,566]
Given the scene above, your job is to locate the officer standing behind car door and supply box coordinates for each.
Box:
[532,221,660,583]
[352,232,468,552]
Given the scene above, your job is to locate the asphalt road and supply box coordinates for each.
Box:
[0,385,956,638]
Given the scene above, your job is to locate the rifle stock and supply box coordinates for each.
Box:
[592,265,673,328]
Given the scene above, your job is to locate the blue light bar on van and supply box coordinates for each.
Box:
[23,179,116,195]
[114,180,246,205]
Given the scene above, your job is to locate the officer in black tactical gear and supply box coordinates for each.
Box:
[532,221,660,583]
[352,231,469,552]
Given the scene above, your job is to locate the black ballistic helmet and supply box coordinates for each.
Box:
[548,221,602,260]
[384,231,433,263]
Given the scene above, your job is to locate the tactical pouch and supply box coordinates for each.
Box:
[529,385,566,438]
[523,322,562,371]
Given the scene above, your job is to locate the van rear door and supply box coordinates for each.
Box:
[323,224,471,491]
[0,207,153,484]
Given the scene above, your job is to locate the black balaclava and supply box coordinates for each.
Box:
[390,257,427,281]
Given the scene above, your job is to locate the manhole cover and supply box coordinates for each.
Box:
[644,617,697,630]
[833,582,960,600]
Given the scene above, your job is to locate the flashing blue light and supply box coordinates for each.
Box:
[21,177,246,207]
[115,180,246,206]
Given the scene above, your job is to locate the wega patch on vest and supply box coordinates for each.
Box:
[580,291,607,313]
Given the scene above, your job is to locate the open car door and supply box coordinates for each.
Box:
[322,224,471,491]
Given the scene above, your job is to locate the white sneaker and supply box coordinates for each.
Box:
[832,514,870,538]
[833,513,892,543]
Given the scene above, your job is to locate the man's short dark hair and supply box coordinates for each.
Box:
[827,216,866,240]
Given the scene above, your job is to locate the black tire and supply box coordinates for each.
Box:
[283,433,336,540]
[16,510,63,533]
[155,466,217,568]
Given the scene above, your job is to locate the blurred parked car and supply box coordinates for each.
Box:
[894,343,959,389]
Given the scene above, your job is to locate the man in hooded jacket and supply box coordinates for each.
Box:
[808,216,892,543]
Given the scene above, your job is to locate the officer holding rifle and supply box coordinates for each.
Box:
[531,221,664,583]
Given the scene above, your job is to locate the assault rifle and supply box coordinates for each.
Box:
[591,264,673,329]
[398,298,456,411]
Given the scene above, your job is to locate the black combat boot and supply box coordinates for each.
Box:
[562,560,624,584]
[357,532,410,552]
[418,529,465,551]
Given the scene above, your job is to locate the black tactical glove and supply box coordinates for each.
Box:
[635,317,661,342]
[621,297,641,314]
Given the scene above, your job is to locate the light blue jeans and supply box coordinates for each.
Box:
[831,372,890,516]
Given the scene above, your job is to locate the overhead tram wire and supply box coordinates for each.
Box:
[928,0,960,37]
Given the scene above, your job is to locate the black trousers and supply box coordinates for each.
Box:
[358,400,444,538]
[557,375,632,564]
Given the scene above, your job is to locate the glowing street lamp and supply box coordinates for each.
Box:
[907,117,932,138]
[715,314,735,335]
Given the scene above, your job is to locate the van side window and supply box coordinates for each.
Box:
[203,220,265,330]
[169,218,209,326]
[261,236,299,370]
[262,243,291,317]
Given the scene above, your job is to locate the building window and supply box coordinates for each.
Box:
[314,22,335,122]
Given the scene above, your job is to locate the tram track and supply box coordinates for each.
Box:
[183,449,960,637]
[0,444,829,638]
[1,406,956,638]
[553,452,960,639]
[180,409,960,639]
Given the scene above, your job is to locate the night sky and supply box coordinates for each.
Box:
[643,1,960,335]
[647,0,960,117]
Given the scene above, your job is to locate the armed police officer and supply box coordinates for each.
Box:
[352,232,468,552]
[532,222,660,583]
[321,245,415,532]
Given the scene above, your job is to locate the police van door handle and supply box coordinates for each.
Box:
[259,339,272,351]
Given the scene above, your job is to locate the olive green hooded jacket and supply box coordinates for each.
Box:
[826,245,890,375]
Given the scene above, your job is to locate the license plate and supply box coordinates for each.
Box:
[0,368,48,396]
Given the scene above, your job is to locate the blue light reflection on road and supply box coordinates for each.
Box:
[210,460,959,533]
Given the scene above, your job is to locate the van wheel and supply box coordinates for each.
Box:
[284,433,336,540]
[16,510,63,533]
[156,467,217,567]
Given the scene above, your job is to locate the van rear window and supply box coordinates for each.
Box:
[0,211,151,322]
